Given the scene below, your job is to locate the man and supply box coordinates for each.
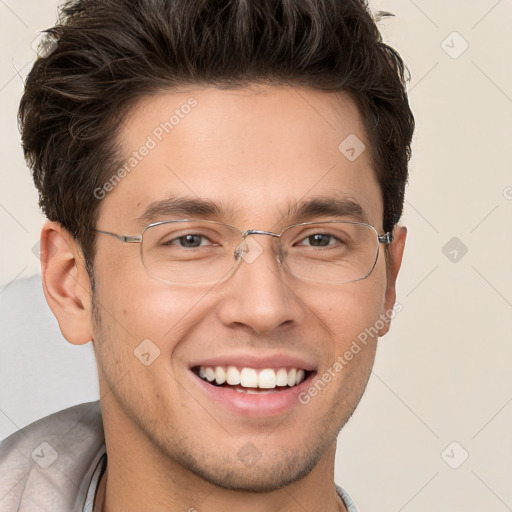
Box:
[0,0,414,510]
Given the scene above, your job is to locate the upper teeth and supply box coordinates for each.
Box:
[198,366,306,389]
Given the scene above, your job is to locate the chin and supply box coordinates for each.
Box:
[181,450,321,493]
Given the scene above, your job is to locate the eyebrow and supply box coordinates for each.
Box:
[137,194,369,226]
[285,195,369,224]
[137,196,227,225]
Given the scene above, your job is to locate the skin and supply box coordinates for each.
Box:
[41,85,406,512]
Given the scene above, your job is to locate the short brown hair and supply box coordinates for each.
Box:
[19,0,414,272]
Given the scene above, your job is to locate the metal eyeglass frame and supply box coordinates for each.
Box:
[91,219,394,285]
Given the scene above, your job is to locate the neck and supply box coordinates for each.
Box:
[100,462,346,512]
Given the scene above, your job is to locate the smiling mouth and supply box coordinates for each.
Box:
[192,365,314,394]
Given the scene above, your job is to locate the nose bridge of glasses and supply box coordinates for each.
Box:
[234,229,284,265]
[241,228,281,239]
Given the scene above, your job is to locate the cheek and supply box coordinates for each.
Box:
[302,268,387,341]
[90,277,213,410]
[90,246,209,354]
[97,276,210,348]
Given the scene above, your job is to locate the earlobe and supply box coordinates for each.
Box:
[40,221,94,345]
[378,224,407,337]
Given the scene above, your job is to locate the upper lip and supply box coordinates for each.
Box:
[189,352,316,371]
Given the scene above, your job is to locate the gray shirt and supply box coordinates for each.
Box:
[0,402,358,511]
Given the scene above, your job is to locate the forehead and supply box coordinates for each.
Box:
[100,85,383,229]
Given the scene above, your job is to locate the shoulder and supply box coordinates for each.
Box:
[0,401,105,512]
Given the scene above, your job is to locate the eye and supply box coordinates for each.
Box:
[297,233,340,247]
[167,234,213,248]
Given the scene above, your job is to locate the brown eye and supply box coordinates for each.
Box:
[306,234,332,246]
[298,233,339,247]
[174,234,205,248]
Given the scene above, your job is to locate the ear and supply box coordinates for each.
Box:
[40,221,94,345]
[378,224,407,337]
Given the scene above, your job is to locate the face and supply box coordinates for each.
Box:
[87,85,398,492]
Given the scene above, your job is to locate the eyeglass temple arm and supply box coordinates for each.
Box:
[378,232,394,244]
[92,229,142,244]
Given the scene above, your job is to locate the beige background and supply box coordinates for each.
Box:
[1,1,511,510]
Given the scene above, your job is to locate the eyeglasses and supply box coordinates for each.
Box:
[92,219,393,286]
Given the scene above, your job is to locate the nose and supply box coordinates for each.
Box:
[216,236,305,335]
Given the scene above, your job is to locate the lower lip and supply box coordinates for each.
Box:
[190,371,315,418]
